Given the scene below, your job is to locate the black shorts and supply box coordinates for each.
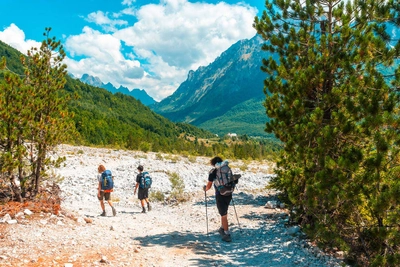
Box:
[216,193,232,216]
[138,188,149,200]
[98,191,111,201]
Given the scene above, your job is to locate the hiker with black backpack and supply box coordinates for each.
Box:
[134,165,152,213]
[97,164,117,217]
[203,156,235,242]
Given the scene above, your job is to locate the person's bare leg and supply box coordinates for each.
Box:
[107,200,116,216]
[100,200,105,211]
[220,214,231,241]
[221,215,229,231]
[140,199,146,212]
[145,198,151,211]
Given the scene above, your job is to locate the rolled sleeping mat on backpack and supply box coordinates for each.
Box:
[232,174,241,181]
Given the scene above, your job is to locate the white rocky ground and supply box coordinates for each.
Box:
[0,144,348,267]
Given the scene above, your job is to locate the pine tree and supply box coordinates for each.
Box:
[0,28,75,199]
[24,28,75,194]
[0,69,31,201]
[255,0,400,264]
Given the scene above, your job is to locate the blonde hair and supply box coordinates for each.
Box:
[98,165,106,173]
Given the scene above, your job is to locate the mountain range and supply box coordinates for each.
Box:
[79,74,156,106]
[76,35,273,138]
[151,35,273,138]
[2,33,275,139]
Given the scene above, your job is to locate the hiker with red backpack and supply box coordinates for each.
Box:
[97,164,117,217]
[134,165,152,213]
[204,156,235,242]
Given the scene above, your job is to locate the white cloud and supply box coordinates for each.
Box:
[0,24,41,55]
[64,26,147,92]
[85,11,128,32]
[0,1,258,101]
[66,27,123,60]
[112,0,257,99]
[114,0,257,71]
[118,7,136,17]
[122,0,136,6]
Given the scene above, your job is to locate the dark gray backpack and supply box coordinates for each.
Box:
[214,162,235,196]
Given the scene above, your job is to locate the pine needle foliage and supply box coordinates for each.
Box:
[254,0,400,265]
[0,28,75,200]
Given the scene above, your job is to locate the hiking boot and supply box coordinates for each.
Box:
[112,206,117,216]
[100,211,106,217]
[221,233,232,242]
[147,203,151,211]
[141,207,146,213]
[218,227,224,236]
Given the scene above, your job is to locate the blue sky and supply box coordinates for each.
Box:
[0,0,266,101]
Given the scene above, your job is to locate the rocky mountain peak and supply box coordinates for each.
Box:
[79,74,156,106]
[151,34,271,137]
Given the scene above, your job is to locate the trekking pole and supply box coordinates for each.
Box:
[231,196,241,232]
[204,186,209,235]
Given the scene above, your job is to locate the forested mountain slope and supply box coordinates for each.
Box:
[0,40,215,153]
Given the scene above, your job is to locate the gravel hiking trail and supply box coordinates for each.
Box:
[0,145,346,267]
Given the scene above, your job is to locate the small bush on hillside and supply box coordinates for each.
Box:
[165,154,179,163]
[134,154,147,159]
[169,172,184,192]
[150,190,165,202]
[168,191,190,203]
[139,142,152,152]
[188,155,197,163]
[180,151,190,157]
[111,196,120,203]
[167,172,188,203]
[239,164,247,172]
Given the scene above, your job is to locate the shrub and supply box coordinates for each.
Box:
[168,172,188,203]
[165,154,179,163]
[150,190,165,202]
[188,155,197,163]
[139,142,152,152]
[239,164,247,172]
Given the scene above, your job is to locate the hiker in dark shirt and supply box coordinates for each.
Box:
[134,165,151,213]
[204,156,232,242]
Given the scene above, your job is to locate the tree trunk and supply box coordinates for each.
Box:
[9,174,22,202]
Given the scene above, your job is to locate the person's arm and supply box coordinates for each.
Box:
[134,182,139,194]
[204,181,213,191]
[134,174,140,194]
[204,169,216,191]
